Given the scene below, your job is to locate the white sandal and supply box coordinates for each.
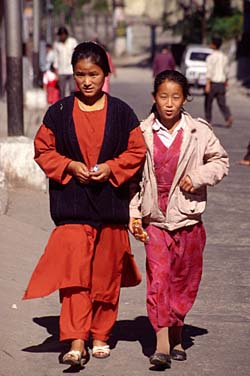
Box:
[92,345,110,359]
[62,349,89,366]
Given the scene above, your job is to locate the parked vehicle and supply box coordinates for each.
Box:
[180,45,213,87]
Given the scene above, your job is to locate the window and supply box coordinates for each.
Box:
[189,52,210,61]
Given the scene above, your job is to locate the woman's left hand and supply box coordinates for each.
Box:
[89,163,111,182]
[179,175,195,193]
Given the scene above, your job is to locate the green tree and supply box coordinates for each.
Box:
[168,0,242,44]
[92,0,109,12]
[208,7,242,41]
[52,0,90,33]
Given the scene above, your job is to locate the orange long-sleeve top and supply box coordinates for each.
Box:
[24,96,146,301]
[34,96,146,187]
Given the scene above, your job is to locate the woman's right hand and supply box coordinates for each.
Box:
[66,161,90,184]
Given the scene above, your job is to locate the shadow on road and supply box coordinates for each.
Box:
[110,316,208,357]
[22,315,208,358]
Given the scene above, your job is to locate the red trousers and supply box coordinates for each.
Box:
[60,287,119,342]
[24,224,132,342]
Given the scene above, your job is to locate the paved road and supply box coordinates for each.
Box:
[0,66,250,375]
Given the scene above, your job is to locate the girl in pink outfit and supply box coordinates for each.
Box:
[129,70,229,370]
[43,64,60,105]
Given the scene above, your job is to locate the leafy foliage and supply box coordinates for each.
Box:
[92,0,109,12]
[164,2,242,44]
[207,9,243,40]
[51,0,91,24]
[51,0,108,14]
[169,10,205,44]
[52,0,90,14]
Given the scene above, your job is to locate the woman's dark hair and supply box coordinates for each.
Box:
[71,41,111,76]
[57,26,69,36]
[153,69,190,100]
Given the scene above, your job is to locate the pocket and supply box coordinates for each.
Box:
[177,187,206,216]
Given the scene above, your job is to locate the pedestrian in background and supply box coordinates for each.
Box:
[152,45,176,78]
[91,38,117,94]
[205,36,233,127]
[54,26,78,98]
[42,43,59,105]
[239,140,250,166]
[44,43,55,72]
[102,48,116,93]
[23,42,146,367]
[129,70,229,370]
[43,63,60,105]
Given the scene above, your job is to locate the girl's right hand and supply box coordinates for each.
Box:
[66,161,90,184]
[129,218,149,243]
[129,217,141,234]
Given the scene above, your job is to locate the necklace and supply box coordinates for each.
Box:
[77,94,105,112]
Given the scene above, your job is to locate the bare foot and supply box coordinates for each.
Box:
[70,338,85,353]
[62,339,89,365]
[226,117,233,127]
[239,159,250,166]
[169,326,183,351]
[172,343,185,352]
[92,340,110,358]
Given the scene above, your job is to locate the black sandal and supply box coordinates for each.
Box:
[149,352,171,368]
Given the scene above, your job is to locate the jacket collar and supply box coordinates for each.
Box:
[141,110,198,133]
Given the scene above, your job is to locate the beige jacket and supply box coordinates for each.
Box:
[129,112,229,231]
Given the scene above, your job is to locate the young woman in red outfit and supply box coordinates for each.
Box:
[129,70,229,370]
[23,42,146,367]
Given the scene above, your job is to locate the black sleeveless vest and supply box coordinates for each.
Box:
[43,94,139,227]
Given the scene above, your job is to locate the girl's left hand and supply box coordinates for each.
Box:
[89,163,111,182]
[179,175,195,193]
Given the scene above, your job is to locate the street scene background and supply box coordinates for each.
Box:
[0,63,250,375]
[0,1,250,375]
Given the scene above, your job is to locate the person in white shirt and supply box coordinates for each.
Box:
[53,26,78,98]
[205,36,233,127]
[44,43,56,72]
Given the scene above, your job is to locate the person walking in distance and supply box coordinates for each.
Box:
[23,42,146,367]
[129,70,229,370]
[54,26,78,98]
[43,63,60,105]
[152,45,176,78]
[205,36,233,127]
[239,140,250,166]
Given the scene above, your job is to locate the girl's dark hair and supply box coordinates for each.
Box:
[153,69,190,99]
[71,41,111,76]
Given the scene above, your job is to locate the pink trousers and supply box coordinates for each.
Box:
[145,223,206,332]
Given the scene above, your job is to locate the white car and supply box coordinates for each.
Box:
[180,45,213,87]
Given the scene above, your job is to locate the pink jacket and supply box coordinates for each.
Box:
[129,111,229,231]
